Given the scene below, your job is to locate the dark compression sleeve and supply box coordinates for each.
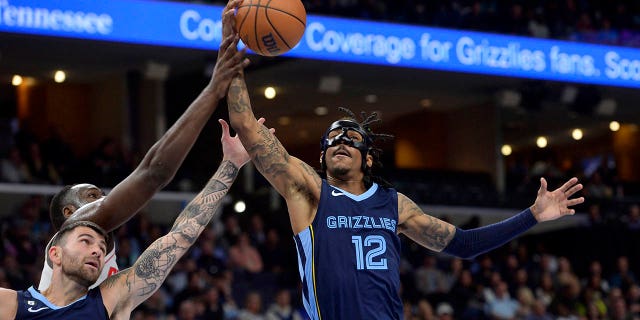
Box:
[442,208,538,259]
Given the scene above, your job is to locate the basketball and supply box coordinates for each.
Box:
[235,0,307,56]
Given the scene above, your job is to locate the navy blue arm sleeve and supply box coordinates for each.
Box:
[442,208,538,259]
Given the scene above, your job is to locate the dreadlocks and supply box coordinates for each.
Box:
[320,107,394,188]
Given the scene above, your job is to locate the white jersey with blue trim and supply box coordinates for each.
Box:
[38,232,118,291]
[293,180,403,320]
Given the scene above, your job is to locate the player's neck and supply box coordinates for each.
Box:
[326,175,366,195]
[42,275,89,306]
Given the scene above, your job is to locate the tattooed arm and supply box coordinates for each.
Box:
[399,177,583,257]
[99,119,250,318]
[397,193,456,252]
[227,74,321,233]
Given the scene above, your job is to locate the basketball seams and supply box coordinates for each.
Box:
[236,4,306,27]
[235,0,306,56]
[253,0,263,55]
[263,0,291,50]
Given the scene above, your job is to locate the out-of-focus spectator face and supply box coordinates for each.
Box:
[540,272,553,291]
[275,289,291,308]
[450,258,462,272]
[506,254,519,269]
[204,287,220,304]
[617,256,629,272]
[532,299,547,316]
[495,281,509,298]
[245,292,262,314]
[459,270,473,286]
[590,260,602,275]
[516,268,528,284]
[558,256,571,272]
[178,300,198,320]
[416,299,434,320]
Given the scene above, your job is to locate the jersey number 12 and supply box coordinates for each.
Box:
[351,235,388,270]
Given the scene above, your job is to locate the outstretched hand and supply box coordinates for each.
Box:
[219,117,274,168]
[208,0,250,100]
[530,177,585,222]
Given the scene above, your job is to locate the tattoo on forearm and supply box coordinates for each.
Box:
[228,79,250,113]
[399,196,452,250]
[133,238,180,296]
[126,160,239,300]
[249,125,290,179]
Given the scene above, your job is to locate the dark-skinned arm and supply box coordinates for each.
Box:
[66,0,248,232]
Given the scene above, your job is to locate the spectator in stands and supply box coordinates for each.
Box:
[526,299,554,320]
[89,137,130,188]
[516,286,536,318]
[412,298,435,320]
[229,232,263,274]
[260,228,288,274]
[177,298,204,320]
[535,272,556,307]
[609,256,637,290]
[265,289,304,320]
[238,291,265,320]
[449,269,479,315]
[415,255,447,298]
[24,141,61,184]
[627,283,640,318]
[435,302,453,320]
[197,237,228,278]
[0,146,32,183]
[485,280,521,319]
[173,271,208,314]
[623,204,640,230]
[201,286,225,320]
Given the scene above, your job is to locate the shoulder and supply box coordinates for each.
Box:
[0,288,18,319]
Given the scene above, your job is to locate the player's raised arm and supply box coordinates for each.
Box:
[65,0,248,232]
[99,119,250,316]
[227,73,321,233]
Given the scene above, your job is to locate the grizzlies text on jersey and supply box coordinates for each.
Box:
[294,181,403,319]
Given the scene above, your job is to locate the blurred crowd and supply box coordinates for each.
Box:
[1,191,639,319]
[1,1,640,318]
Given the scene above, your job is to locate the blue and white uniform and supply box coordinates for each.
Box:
[15,286,109,319]
[294,180,403,320]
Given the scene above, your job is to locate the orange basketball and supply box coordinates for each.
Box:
[235,0,306,56]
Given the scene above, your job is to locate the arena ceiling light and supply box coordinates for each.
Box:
[11,75,22,86]
[609,121,620,132]
[54,70,66,83]
[264,86,276,99]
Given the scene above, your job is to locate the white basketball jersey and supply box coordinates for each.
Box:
[38,233,119,291]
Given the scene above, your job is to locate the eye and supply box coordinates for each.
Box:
[348,132,363,141]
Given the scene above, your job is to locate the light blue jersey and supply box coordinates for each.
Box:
[294,180,403,320]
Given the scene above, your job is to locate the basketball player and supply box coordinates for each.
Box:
[0,117,265,319]
[224,25,584,320]
[37,0,248,291]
